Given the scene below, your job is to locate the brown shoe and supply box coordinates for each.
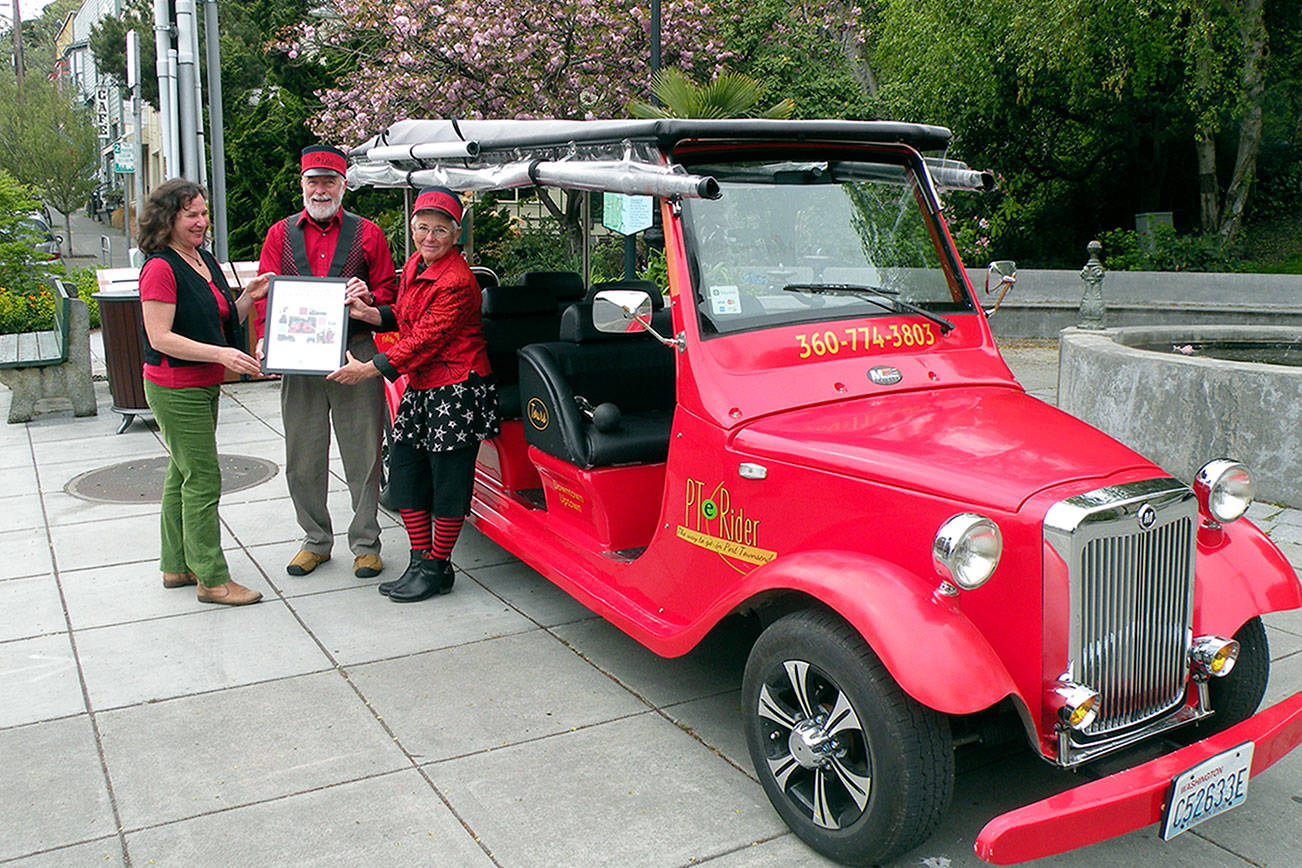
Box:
[196,580,262,606]
[286,550,330,576]
[162,571,198,589]
[353,554,383,578]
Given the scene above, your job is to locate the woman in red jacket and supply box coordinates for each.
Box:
[328,187,499,601]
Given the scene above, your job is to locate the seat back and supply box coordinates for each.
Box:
[481,283,563,418]
[585,279,664,308]
[521,270,585,309]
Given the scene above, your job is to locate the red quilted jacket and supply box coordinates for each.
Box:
[376,251,491,389]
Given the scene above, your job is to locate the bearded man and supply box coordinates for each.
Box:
[254,144,398,579]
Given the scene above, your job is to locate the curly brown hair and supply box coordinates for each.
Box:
[137,178,208,254]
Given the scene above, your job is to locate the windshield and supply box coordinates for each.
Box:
[681,160,972,336]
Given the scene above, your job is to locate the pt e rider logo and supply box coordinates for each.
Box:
[679,477,777,574]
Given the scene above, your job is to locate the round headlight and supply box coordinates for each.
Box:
[932,514,1002,590]
[1195,460,1253,524]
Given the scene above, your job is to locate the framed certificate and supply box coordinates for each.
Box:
[260,276,349,375]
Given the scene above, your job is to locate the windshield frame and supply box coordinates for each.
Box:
[671,141,974,339]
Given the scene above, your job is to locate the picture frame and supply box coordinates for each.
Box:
[260,276,349,376]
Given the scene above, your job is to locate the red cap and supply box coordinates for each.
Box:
[413,186,463,223]
[301,145,347,177]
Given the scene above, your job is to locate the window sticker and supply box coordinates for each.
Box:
[709,285,742,316]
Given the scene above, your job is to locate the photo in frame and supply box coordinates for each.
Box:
[260,276,349,375]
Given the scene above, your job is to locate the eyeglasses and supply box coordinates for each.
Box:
[412,225,454,238]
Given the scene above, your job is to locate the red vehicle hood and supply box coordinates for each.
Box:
[731,385,1158,513]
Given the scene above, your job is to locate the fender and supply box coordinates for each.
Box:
[1195,520,1302,637]
[716,550,1019,715]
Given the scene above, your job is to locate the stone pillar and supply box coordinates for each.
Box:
[1078,240,1106,330]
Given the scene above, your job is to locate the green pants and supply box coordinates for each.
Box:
[144,381,229,587]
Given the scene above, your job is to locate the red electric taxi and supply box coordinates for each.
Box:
[349,119,1302,865]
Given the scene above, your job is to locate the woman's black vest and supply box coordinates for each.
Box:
[141,248,244,367]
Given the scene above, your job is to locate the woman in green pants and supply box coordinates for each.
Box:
[138,179,272,605]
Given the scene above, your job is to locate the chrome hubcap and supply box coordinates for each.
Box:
[757,659,872,830]
[787,715,839,769]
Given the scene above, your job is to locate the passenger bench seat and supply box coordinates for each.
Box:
[517,301,675,468]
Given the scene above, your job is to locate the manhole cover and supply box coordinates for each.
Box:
[65,455,280,503]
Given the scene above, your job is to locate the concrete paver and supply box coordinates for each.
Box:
[97,671,411,829]
[1,339,1300,866]
[0,716,117,861]
[425,713,786,868]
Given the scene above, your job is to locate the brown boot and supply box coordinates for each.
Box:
[197,580,263,606]
[162,571,198,589]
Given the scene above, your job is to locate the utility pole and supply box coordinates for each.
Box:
[203,0,227,259]
[175,0,199,181]
[154,0,178,177]
[128,29,145,259]
[11,0,24,93]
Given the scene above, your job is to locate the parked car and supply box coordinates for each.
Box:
[20,212,62,261]
[349,118,1302,865]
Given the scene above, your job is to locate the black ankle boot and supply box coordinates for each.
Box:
[388,556,455,603]
[379,549,425,596]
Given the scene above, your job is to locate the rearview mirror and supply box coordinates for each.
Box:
[983,260,1016,316]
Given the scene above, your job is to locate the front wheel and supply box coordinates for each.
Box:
[742,609,953,865]
[1201,616,1270,735]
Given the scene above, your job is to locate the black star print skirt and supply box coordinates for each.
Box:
[391,372,501,452]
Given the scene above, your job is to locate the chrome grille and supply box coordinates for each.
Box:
[1044,479,1196,739]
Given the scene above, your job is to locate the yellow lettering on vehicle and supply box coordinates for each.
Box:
[682,477,775,571]
[676,526,776,565]
[793,322,937,360]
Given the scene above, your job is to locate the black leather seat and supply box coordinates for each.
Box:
[521,270,585,310]
[481,284,563,419]
[518,302,675,468]
[585,279,663,305]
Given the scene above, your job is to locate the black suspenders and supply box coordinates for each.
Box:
[288,211,360,277]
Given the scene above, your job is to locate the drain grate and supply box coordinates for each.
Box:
[65,455,280,503]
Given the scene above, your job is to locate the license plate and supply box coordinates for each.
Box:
[1161,741,1254,840]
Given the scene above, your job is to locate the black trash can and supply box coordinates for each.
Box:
[92,289,151,434]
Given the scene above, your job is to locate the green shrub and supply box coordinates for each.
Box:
[1096,226,1240,272]
[0,284,57,334]
[67,267,101,329]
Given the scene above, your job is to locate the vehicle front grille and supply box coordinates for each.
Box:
[1045,479,1197,739]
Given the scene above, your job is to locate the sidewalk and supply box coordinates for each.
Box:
[1,345,1299,867]
[51,206,134,269]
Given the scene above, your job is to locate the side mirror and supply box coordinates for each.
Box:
[593,289,653,334]
[983,260,1016,316]
[55,235,65,245]
[593,289,681,350]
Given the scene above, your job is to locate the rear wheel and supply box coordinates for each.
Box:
[742,609,953,865]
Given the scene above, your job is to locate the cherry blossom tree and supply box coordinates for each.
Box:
[283,0,733,145]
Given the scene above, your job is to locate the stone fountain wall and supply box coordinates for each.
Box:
[1058,325,1302,509]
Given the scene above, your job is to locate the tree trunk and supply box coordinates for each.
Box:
[1216,0,1268,241]
[835,4,877,99]
[1195,126,1221,233]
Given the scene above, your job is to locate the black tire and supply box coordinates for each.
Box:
[742,609,953,866]
[1203,616,1270,734]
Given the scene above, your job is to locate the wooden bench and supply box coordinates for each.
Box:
[0,278,97,423]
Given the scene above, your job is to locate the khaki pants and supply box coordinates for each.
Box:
[281,337,385,557]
